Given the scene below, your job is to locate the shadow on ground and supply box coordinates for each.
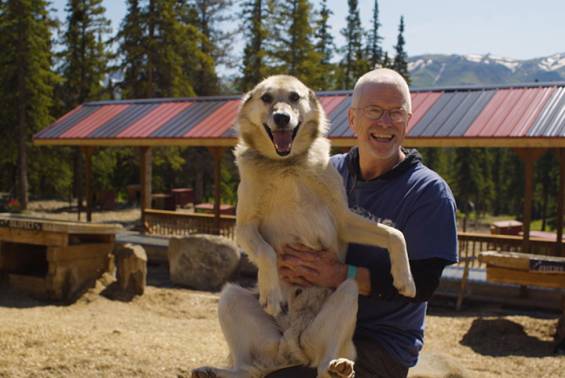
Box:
[460,317,554,357]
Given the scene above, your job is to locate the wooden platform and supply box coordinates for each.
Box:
[479,251,565,289]
[0,214,122,301]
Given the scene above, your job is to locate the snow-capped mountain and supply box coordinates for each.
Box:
[408,53,565,88]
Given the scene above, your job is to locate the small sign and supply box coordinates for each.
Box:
[529,259,565,273]
[0,219,43,231]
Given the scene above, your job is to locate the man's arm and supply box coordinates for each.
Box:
[278,245,452,301]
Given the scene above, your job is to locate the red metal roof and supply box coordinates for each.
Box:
[34,82,565,147]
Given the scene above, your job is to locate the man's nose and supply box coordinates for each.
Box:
[376,111,393,126]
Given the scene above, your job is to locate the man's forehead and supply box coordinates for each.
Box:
[356,82,408,107]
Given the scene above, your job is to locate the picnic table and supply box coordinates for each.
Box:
[0,214,122,301]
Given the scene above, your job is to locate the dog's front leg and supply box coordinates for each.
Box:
[236,223,285,316]
[340,211,416,297]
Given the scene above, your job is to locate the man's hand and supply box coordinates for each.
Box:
[277,244,347,289]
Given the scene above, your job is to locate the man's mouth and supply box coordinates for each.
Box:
[369,132,394,143]
[264,123,301,156]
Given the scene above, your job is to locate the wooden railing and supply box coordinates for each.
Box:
[144,209,236,239]
[143,212,561,264]
[457,232,560,268]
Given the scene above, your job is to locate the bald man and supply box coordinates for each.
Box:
[276,69,458,378]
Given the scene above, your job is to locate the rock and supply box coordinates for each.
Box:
[114,243,147,296]
[168,234,240,291]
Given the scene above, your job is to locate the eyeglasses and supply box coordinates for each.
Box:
[353,106,407,123]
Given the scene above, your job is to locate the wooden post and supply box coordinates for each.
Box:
[208,147,224,235]
[81,147,95,222]
[513,148,546,253]
[557,149,565,257]
[139,147,152,233]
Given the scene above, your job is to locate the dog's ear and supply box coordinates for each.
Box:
[308,89,321,110]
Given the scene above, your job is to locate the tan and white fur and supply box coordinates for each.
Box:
[192,75,416,378]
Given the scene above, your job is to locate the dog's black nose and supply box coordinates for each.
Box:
[273,113,290,128]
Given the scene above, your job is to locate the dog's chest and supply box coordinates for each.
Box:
[256,175,339,251]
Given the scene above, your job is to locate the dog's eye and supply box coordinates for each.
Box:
[261,93,273,103]
[289,92,300,102]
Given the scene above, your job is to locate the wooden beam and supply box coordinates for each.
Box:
[139,147,152,233]
[208,147,224,235]
[34,136,565,149]
[557,149,565,256]
[81,147,95,222]
[513,148,546,253]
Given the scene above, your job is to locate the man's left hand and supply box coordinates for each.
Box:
[278,244,347,289]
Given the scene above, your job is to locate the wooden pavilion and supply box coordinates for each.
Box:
[33,81,565,256]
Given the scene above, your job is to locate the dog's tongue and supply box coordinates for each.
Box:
[272,129,293,154]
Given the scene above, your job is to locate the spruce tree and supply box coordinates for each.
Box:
[58,0,111,110]
[57,0,112,204]
[392,15,410,84]
[0,0,57,209]
[239,0,267,91]
[116,0,146,98]
[313,0,336,90]
[189,0,234,95]
[338,0,369,89]
[367,0,383,69]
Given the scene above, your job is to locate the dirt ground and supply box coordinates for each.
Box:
[0,202,563,378]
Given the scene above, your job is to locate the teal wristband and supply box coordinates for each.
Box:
[347,264,357,280]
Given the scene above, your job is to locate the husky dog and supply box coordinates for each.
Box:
[192,75,416,378]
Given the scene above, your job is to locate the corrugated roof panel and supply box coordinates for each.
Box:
[118,103,192,138]
[89,103,160,138]
[505,88,554,136]
[529,87,565,136]
[438,91,495,137]
[151,101,224,137]
[187,100,240,137]
[60,105,129,138]
[483,89,524,136]
[35,105,97,138]
[328,96,352,137]
[320,96,347,116]
[408,93,453,136]
[407,92,442,134]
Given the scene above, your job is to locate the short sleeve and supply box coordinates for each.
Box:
[403,194,458,263]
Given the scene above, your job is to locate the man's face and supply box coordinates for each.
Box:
[348,82,411,162]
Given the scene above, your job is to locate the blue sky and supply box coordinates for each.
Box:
[51,0,565,61]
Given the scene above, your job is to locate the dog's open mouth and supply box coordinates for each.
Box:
[264,124,300,156]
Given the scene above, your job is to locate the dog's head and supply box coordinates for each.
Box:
[236,75,327,159]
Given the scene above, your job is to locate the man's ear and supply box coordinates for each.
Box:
[348,108,357,135]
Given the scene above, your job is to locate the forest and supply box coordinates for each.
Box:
[0,0,560,231]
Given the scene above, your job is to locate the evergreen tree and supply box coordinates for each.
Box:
[116,0,145,98]
[267,0,321,88]
[338,0,369,89]
[367,0,383,69]
[58,0,111,110]
[453,148,482,220]
[313,0,335,90]
[57,0,112,202]
[0,0,57,209]
[189,0,234,95]
[239,0,267,91]
[392,15,410,84]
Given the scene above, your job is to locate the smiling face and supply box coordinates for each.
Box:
[237,75,325,159]
[348,70,412,179]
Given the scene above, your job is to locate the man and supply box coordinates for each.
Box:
[275,68,458,378]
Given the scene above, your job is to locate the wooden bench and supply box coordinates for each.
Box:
[478,251,565,350]
[0,214,122,301]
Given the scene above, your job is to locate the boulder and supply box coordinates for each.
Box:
[168,234,240,291]
[114,243,147,296]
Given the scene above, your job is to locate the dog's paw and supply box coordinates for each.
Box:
[393,275,416,298]
[259,287,285,317]
[191,367,218,378]
[325,358,355,378]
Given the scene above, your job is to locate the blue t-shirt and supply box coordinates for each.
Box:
[330,148,458,368]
